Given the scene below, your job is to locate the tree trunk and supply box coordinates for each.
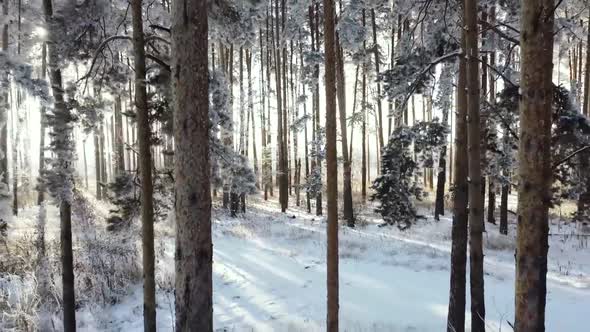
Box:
[446,27,469,332]
[290,42,297,203]
[131,0,156,330]
[43,0,76,329]
[222,45,234,209]
[13,93,20,216]
[388,13,395,137]
[260,29,268,197]
[172,0,212,329]
[115,95,125,174]
[247,50,259,189]
[323,0,339,328]
[1,0,9,189]
[38,43,47,204]
[361,9,367,201]
[94,130,101,199]
[370,9,384,150]
[585,17,590,117]
[275,0,288,212]
[349,65,359,160]
[500,183,508,235]
[239,47,245,154]
[60,201,75,331]
[335,28,354,227]
[300,44,311,213]
[480,10,489,225]
[465,0,485,329]
[576,11,590,217]
[309,4,322,216]
[515,0,554,330]
[435,65,452,221]
[99,120,107,196]
[487,5,497,226]
[265,15,273,198]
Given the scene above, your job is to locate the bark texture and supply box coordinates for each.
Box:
[465,0,485,329]
[130,0,156,330]
[0,0,8,188]
[172,0,213,330]
[335,31,354,227]
[446,29,468,332]
[38,43,47,205]
[515,1,554,330]
[324,0,339,329]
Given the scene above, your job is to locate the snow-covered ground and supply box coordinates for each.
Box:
[3,193,590,331]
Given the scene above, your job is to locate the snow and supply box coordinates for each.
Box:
[81,195,590,331]
[3,194,590,331]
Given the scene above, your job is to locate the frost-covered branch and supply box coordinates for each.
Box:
[79,35,133,86]
[399,49,462,108]
[479,20,520,45]
[553,146,590,169]
[0,52,51,103]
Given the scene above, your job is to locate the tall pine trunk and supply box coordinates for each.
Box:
[1,0,9,189]
[275,0,288,212]
[515,0,554,330]
[335,29,354,227]
[434,66,452,220]
[172,0,212,329]
[324,0,339,328]
[38,42,47,205]
[114,95,125,174]
[43,0,76,329]
[446,28,468,332]
[309,4,322,216]
[300,44,311,213]
[576,11,590,217]
[584,17,590,117]
[94,131,101,199]
[370,9,384,151]
[247,51,259,189]
[487,5,497,225]
[131,0,156,330]
[465,0,485,329]
[361,9,367,201]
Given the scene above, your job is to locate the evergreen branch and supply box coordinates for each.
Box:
[494,110,520,142]
[145,35,171,45]
[146,53,171,72]
[478,20,520,46]
[78,35,133,91]
[552,146,590,169]
[400,49,463,109]
[149,24,171,34]
[474,57,518,88]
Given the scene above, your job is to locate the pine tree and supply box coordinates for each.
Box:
[324,0,339,329]
[38,43,47,205]
[42,0,76,329]
[172,0,212,329]
[465,0,485,329]
[515,0,554,330]
[275,0,288,213]
[447,21,468,332]
[130,0,156,329]
[335,20,354,227]
[0,0,8,190]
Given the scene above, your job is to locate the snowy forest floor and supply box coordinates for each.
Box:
[2,191,590,331]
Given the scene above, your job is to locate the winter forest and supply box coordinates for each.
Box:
[1,0,589,331]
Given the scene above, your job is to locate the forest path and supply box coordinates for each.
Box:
[207,198,589,331]
[6,192,578,331]
[84,195,590,331]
